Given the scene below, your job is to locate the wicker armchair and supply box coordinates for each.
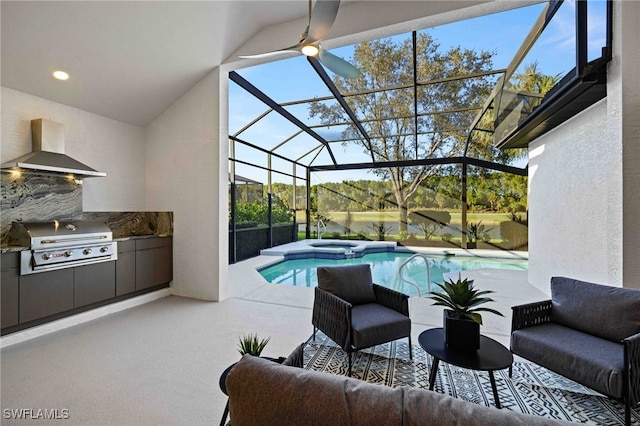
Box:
[312,264,412,376]
[510,277,640,426]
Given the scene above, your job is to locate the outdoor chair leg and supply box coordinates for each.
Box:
[313,327,316,341]
[348,352,353,377]
[625,398,630,426]
[408,336,413,360]
[509,365,512,378]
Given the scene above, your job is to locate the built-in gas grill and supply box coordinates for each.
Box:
[8,220,118,275]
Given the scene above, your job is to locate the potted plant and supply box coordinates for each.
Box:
[237,333,271,357]
[428,275,503,351]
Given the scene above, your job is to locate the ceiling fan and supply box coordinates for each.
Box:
[239,0,360,79]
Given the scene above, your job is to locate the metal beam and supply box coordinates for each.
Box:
[230,135,308,170]
[229,71,338,166]
[325,128,469,144]
[230,157,298,180]
[278,69,505,106]
[309,156,527,176]
[412,31,419,159]
[306,105,483,129]
[307,56,375,163]
[232,108,272,138]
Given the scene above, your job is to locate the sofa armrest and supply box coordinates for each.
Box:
[373,284,410,316]
[312,287,352,351]
[624,331,640,405]
[511,300,552,332]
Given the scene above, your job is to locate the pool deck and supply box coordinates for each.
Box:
[231,244,544,348]
[0,245,548,425]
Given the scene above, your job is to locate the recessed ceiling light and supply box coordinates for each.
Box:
[53,70,70,81]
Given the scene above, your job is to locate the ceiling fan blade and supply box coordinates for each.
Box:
[305,0,340,44]
[239,44,301,59]
[318,49,360,79]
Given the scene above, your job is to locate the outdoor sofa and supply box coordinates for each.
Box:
[510,276,640,426]
[225,354,567,425]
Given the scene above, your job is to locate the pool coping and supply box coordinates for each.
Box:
[260,239,528,262]
[260,239,400,260]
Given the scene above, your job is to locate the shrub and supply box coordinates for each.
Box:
[398,230,410,241]
[368,222,392,241]
[409,210,452,240]
[233,198,292,227]
[467,221,493,243]
[500,220,528,248]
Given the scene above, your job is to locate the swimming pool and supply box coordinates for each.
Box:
[258,251,528,296]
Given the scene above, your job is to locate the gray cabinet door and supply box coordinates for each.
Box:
[1,253,20,328]
[135,248,155,290]
[116,251,136,296]
[20,269,74,323]
[154,245,173,285]
[135,237,173,290]
[116,240,136,296]
[74,262,116,307]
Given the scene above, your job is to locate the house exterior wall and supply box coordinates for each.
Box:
[145,68,228,301]
[1,86,146,211]
[528,0,639,293]
[618,0,640,291]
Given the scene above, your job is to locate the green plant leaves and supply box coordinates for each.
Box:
[428,275,504,325]
[237,333,271,357]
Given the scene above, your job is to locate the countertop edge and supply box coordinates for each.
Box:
[2,234,173,253]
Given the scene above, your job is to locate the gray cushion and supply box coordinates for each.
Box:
[511,323,624,398]
[317,264,376,305]
[227,355,403,425]
[227,354,567,426]
[281,342,305,368]
[550,276,640,342]
[402,386,562,426]
[350,303,411,349]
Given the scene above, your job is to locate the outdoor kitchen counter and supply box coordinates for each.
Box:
[1,246,29,253]
[113,233,172,241]
[1,234,173,335]
[1,234,172,253]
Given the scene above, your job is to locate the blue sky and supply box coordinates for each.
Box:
[229,0,607,185]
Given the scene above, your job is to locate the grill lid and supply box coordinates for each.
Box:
[8,220,113,249]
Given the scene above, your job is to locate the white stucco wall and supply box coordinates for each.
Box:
[528,100,622,292]
[617,0,640,290]
[1,86,146,211]
[528,0,639,292]
[145,68,228,301]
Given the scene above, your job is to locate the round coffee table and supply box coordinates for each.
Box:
[418,328,513,408]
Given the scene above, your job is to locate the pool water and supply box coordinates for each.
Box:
[259,252,527,296]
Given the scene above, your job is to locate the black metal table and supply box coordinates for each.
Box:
[418,328,513,408]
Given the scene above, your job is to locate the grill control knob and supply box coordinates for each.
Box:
[100,246,109,253]
[83,248,93,255]
[43,253,53,260]
[64,251,74,257]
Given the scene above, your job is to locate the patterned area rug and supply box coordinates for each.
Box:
[304,333,638,425]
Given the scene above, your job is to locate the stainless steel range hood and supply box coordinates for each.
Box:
[1,119,106,177]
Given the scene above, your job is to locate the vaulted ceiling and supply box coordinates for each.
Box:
[1,1,534,127]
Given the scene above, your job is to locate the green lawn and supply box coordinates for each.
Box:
[308,211,519,226]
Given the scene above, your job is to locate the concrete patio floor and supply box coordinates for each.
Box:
[0,251,548,425]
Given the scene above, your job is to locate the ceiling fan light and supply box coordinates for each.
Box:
[301,44,319,57]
